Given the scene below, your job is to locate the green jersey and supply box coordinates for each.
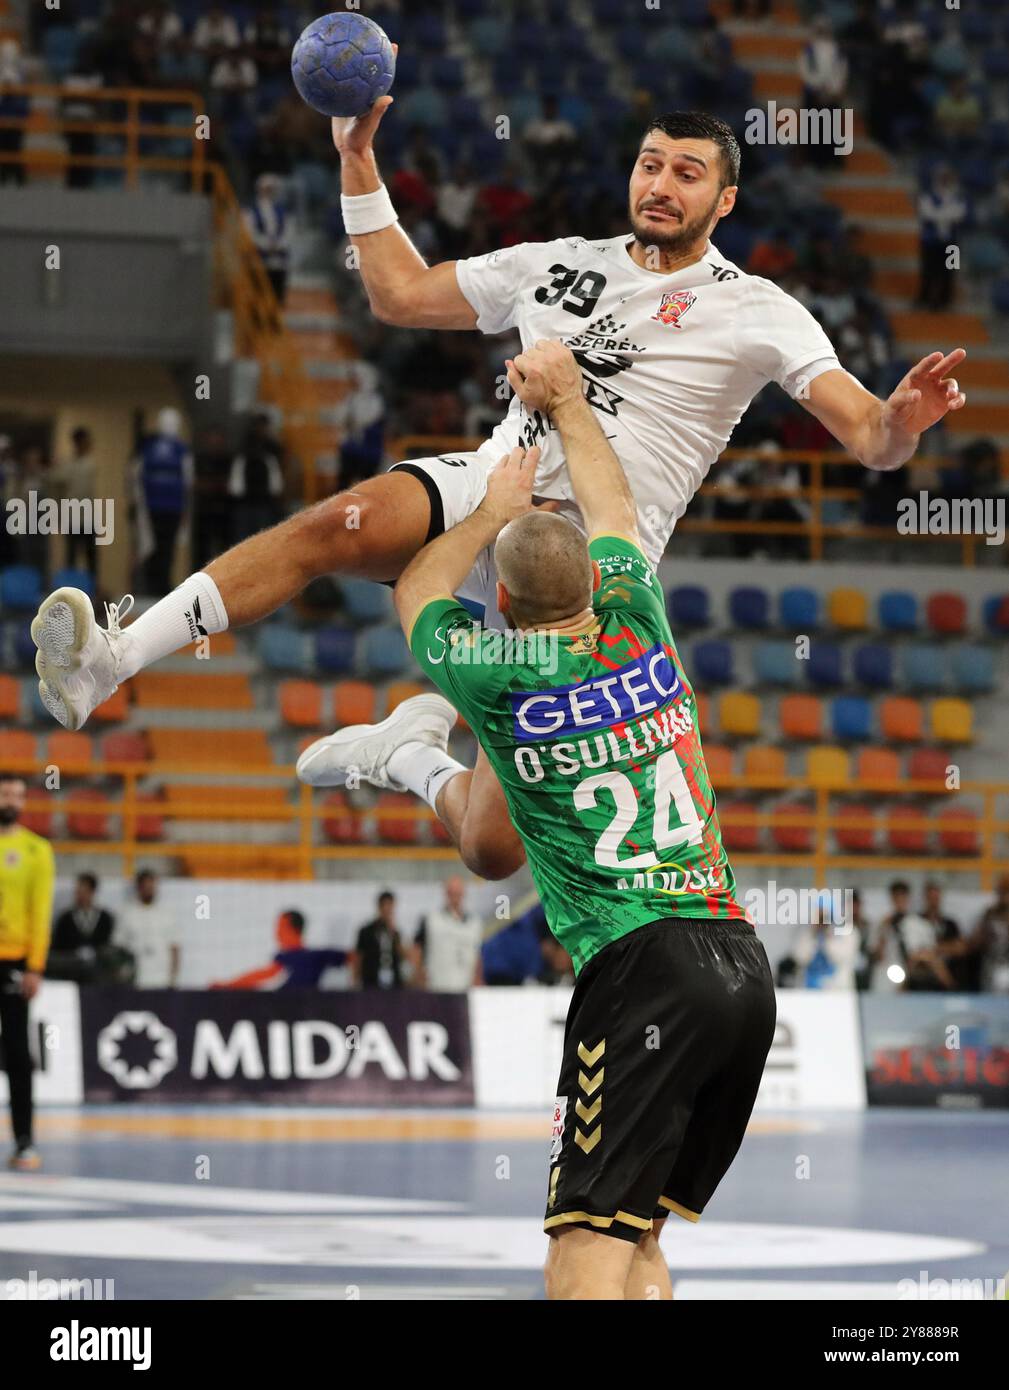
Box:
[409,534,748,973]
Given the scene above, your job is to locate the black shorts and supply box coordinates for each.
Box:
[544,917,776,1243]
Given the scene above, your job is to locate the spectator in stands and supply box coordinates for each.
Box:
[746,228,797,282]
[934,77,983,144]
[353,891,405,990]
[228,412,285,542]
[847,889,874,991]
[135,408,192,593]
[752,441,811,560]
[435,160,478,258]
[210,909,347,990]
[243,173,293,303]
[871,879,952,992]
[0,39,27,187]
[920,881,971,992]
[192,5,241,60]
[244,7,291,78]
[412,876,483,992]
[118,869,180,989]
[477,164,533,247]
[136,0,184,46]
[522,95,578,180]
[798,19,848,168]
[61,62,103,190]
[48,873,116,985]
[192,426,234,568]
[840,0,881,98]
[964,875,1009,993]
[10,445,54,577]
[53,427,98,575]
[481,901,573,986]
[337,361,386,487]
[917,165,967,310]
[708,445,760,558]
[791,895,860,990]
[209,47,257,122]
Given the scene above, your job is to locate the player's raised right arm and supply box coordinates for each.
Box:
[332,102,477,330]
[506,340,641,545]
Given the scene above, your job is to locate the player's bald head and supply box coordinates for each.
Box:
[494,512,594,628]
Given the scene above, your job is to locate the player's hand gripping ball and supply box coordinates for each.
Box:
[291,12,395,118]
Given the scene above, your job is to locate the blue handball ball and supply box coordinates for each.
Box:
[291,12,395,119]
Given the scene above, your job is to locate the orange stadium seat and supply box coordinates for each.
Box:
[66,787,111,839]
[718,692,760,738]
[279,679,323,729]
[21,797,53,837]
[44,731,94,773]
[133,673,253,710]
[930,698,973,744]
[828,588,869,630]
[885,804,930,854]
[332,679,375,728]
[743,745,786,783]
[91,685,129,722]
[779,693,823,741]
[0,675,20,720]
[806,745,850,788]
[385,680,427,714]
[834,803,877,853]
[694,691,710,734]
[936,806,979,855]
[771,802,814,852]
[703,743,733,785]
[880,696,923,743]
[0,729,36,765]
[321,790,364,844]
[162,785,289,821]
[148,729,272,767]
[855,747,901,787]
[719,799,761,851]
[374,791,420,845]
[101,731,150,765]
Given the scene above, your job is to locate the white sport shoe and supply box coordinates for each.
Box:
[31,589,134,731]
[297,692,457,790]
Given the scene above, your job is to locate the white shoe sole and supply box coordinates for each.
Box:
[31,588,96,730]
[297,693,456,789]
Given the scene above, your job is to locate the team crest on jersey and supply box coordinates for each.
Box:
[652,289,697,328]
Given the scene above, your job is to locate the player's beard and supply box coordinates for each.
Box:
[0,807,18,826]
[629,188,723,257]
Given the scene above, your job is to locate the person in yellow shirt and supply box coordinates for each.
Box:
[0,773,55,1171]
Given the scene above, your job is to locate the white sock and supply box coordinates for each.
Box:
[386,740,468,811]
[117,572,229,681]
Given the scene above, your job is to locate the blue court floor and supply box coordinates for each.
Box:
[0,1107,1006,1300]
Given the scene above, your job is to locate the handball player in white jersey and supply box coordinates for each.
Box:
[32,103,966,740]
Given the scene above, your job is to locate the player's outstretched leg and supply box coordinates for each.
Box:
[31,470,433,730]
[297,694,526,880]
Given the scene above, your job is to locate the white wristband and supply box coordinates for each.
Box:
[341,184,399,236]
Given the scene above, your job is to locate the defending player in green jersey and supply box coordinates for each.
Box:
[298,339,775,1301]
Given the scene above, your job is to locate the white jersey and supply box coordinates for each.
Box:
[455,234,842,566]
[417,908,482,992]
[118,902,179,989]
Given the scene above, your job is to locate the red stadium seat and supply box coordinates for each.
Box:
[719,799,761,851]
[771,801,813,852]
[374,792,420,845]
[908,748,951,785]
[834,803,877,852]
[135,792,165,840]
[885,804,930,854]
[320,791,363,844]
[926,592,966,635]
[936,806,979,855]
[66,787,111,839]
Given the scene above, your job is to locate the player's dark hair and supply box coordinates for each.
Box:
[889,879,911,896]
[642,112,741,188]
[78,872,98,892]
[0,771,25,785]
[281,909,306,934]
[135,867,156,884]
[378,889,394,905]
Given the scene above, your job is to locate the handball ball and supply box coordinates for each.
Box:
[291,12,395,119]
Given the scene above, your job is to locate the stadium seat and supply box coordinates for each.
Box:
[806,745,849,788]
[259,623,314,675]
[885,804,930,855]
[66,787,110,839]
[771,802,814,852]
[668,585,709,629]
[930,698,973,743]
[807,642,843,688]
[855,747,901,788]
[779,693,823,741]
[901,643,945,692]
[315,625,357,676]
[51,567,96,600]
[149,729,272,767]
[982,594,1009,634]
[703,743,733,785]
[135,792,165,841]
[743,745,786,782]
[362,626,411,677]
[880,696,924,743]
[694,690,710,734]
[374,791,421,845]
[44,731,94,773]
[279,680,323,729]
[21,798,54,838]
[320,791,363,844]
[828,587,868,630]
[0,566,42,612]
[0,675,19,720]
[719,799,761,851]
[385,680,427,714]
[878,590,918,633]
[950,645,995,693]
[926,592,967,635]
[101,731,149,765]
[163,785,288,822]
[834,803,877,853]
[333,679,375,728]
[92,685,129,723]
[753,641,800,687]
[12,622,36,669]
[134,673,253,710]
[691,640,733,687]
[936,806,980,855]
[830,695,871,742]
[728,586,769,630]
[779,586,819,631]
[909,747,951,784]
[718,692,760,738]
[0,729,36,765]
[853,643,894,689]
[339,577,394,625]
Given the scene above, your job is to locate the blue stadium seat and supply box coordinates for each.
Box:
[315,625,357,676]
[668,585,709,630]
[951,644,996,693]
[432,56,465,90]
[51,567,96,600]
[853,643,894,690]
[901,643,945,692]
[414,14,447,48]
[729,586,769,630]
[43,26,81,78]
[983,594,1009,634]
[362,626,411,677]
[753,641,800,687]
[831,696,872,742]
[339,577,393,625]
[258,623,313,675]
[878,590,918,633]
[779,586,819,631]
[13,622,37,670]
[807,642,843,689]
[691,640,733,688]
[1,565,42,612]
[469,17,508,56]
